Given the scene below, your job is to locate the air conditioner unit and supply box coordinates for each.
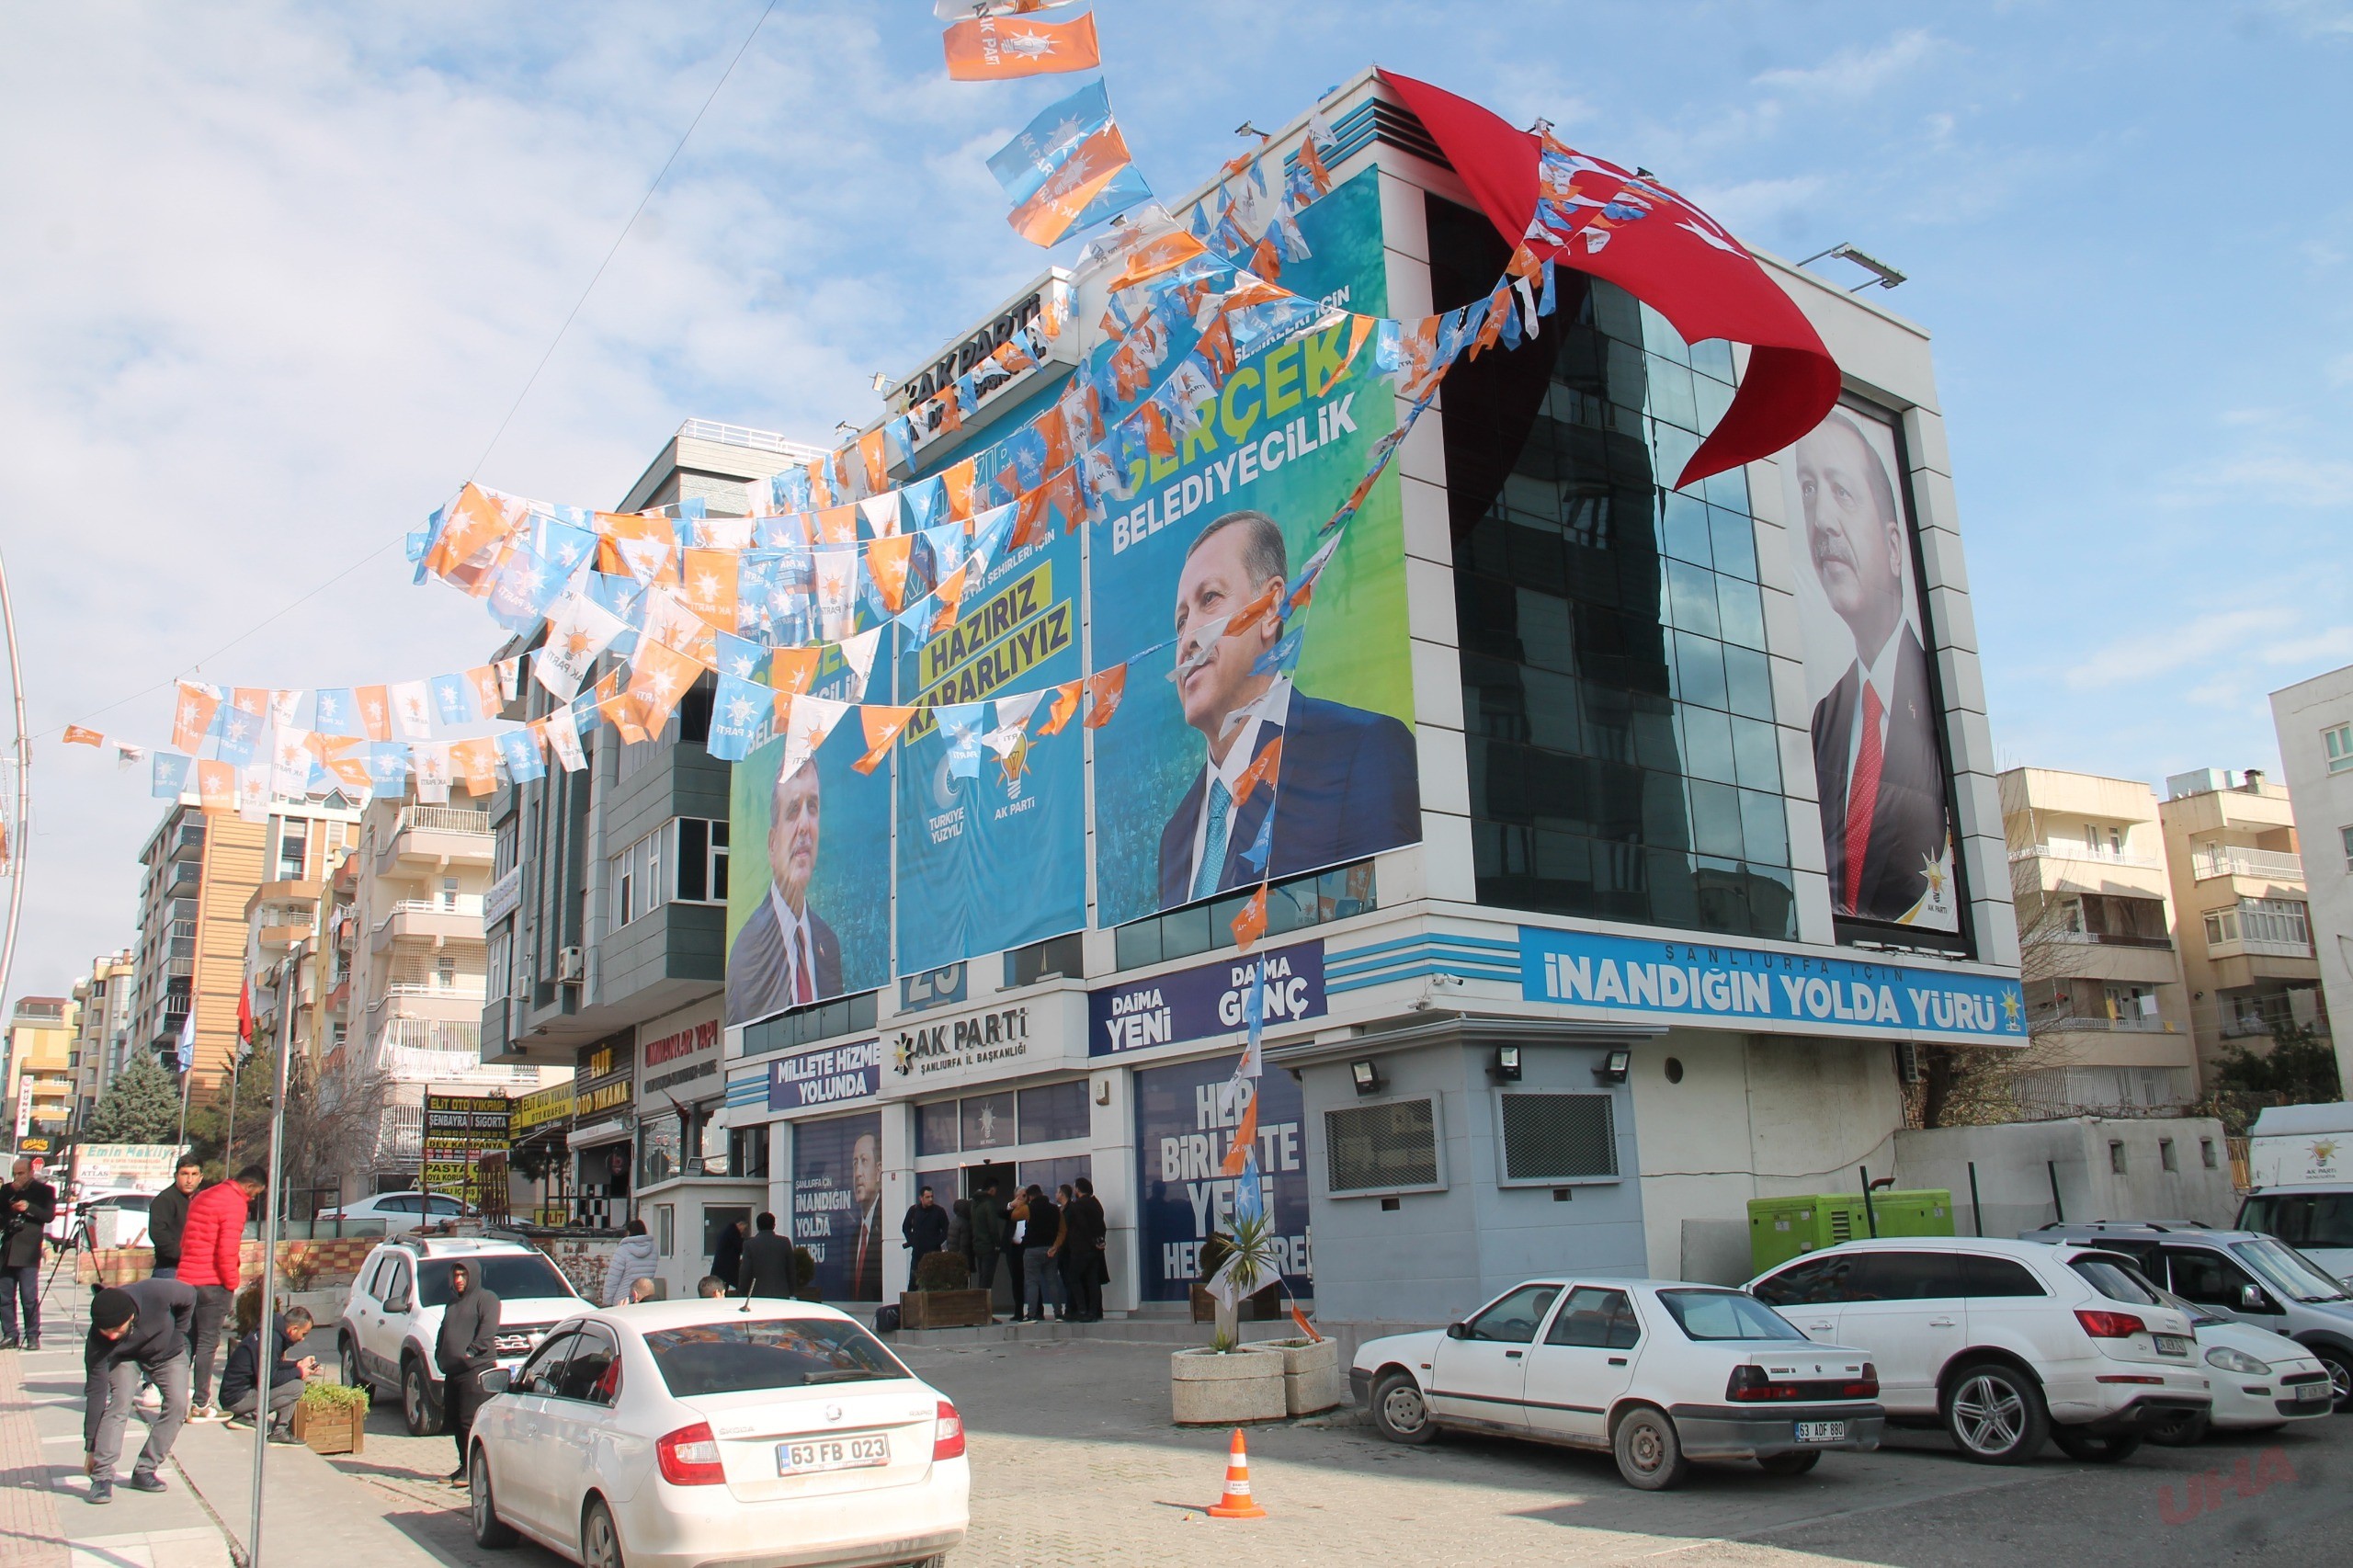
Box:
[557,947,585,984]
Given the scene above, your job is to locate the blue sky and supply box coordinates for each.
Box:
[2,0,2348,1009]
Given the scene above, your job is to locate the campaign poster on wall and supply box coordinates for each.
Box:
[790,1110,884,1303]
[1132,1055,1310,1303]
[724,646,892,1026]
[1090,168,1420,927]
[894,524,1086,974]
[1779,401,1961,939]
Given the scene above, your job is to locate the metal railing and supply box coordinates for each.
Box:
[2193,847,2303,882]
[373,897,487,931]
[397,806,494,835]
[2008,844,2162,869]
[677,418,826,460]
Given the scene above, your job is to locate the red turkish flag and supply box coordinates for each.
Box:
[236,980,253,1044]
[1379,70,1841,490]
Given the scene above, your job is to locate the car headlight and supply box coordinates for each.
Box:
[2204,1346,2271,1375]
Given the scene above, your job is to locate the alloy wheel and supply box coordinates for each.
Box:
[584,1503,623,1568]
[1950,1373,2025,1455]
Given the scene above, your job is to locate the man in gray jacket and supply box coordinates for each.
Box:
[83,1279,194,1505]
[434,1261,499,1485]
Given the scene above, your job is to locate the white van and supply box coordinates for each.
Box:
[2239,1102,2353,1284]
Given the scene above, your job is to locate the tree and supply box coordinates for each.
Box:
[2211,1023,2342,1106]
[1908,882,2087,1128]
[84,1053,184,1145]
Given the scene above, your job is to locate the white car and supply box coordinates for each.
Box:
[1351,1278,1885,1490]
[317,1191,478,1232]
[466,1300,969,1568]
[339,1237,583,1435]
[2136,1282,2335,1444]
[1748,1236,2211,1464]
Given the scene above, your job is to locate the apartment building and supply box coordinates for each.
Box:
[2269,665,2353,1093]
[68,952,136,1128]
[1998,767,2194,1109]
[240,827,352,1092]
[2160,767,2328,1083]
[130,796,361,1093]
[5,995,76,1151]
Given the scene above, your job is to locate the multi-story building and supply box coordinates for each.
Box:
[68,952,137,1128]
[2268,665,2353,1093]
[130,796,361,1093]
[2160,767,2328,1082]
[5,995,77,1152]
[1997,767,2193,1109]
[240,827,353,1098]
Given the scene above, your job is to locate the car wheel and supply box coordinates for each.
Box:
[2144,1410,2210,1447]
[469,1448,517,1549]
[402,1358,443,1437]
[1612,1406,1688,1491]
[2050,1427,2143,1463]
[1942,1361,2049,1465]
[1370,1370,1438,1445]
[2312,1345,2353,1411]
[340,1336,369,1392]
[1757,1449,1821,1477]
[581,1498,625,1568]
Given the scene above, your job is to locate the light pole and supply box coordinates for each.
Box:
[246,941,298,1562]
[0,541,29,1037]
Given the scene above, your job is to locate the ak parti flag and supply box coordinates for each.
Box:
[943,7,1098,80]
[987,78,1153,246]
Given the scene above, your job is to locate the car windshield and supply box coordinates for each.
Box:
[643,1317,908,1397]
[1656,1290,1808,1342]
[2241,1192,2353,1251]
[2068,1254,2164,1307]
[2231,1238,2351,1304]
[415,1255,577,1308]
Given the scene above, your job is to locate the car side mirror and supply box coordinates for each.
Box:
[2239,1283,2272,1312]
[385,1293,409,1313]
[1445,1322,1470,1340]
[479,1368,511,1394]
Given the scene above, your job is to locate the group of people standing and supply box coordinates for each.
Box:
[904,1176,1107,1323]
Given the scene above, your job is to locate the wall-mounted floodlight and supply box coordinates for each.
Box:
[1349,1059,1386,1096]
[1796,242,1907,292]
[1489,1044,1523,1083]
[1593,1049,1631,1085]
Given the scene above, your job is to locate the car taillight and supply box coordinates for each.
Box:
[1726,1366,1790,1402]
[656,1423,725,1486]
[2075,1310,2146,1339]
[1845,1363,1880,1399]
[933,1400,966,1460]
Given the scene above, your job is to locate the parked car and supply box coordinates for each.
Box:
[2018,1221,2353,1409]
[339,1236,583,1435]
[49,1189,151,1248]
[316,1191,478,1232]
[2238,1187,2353,1287]
[1748,1236,2209,1464]
[2129,1282,2335,1444]
[1351,1278,1884,1490]
[466,1299,968,1568]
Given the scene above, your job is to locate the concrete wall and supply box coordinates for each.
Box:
[1892,1116,2238,1238]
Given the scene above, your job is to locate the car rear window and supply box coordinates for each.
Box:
[2069,1254,2163,1307]
[1656,1290,1808,1341]
[643,1318,910,1397]
[416,1255,578,1307]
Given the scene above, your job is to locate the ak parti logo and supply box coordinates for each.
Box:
[2157,1448,2297,1527]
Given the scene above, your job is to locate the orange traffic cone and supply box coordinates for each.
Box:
[1205,1427,1267,1519]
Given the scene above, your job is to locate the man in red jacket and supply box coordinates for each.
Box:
[175,1166,264,1422]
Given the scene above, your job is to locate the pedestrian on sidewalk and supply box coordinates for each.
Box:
[221,1305,319,1438]
[1005,1187,1032,1321]
[435,1260,500,1484]
[1046,1185,1075,1322]
[901,1187,948,1269]
[1060,1176,1108,1323]
[1019,1186,1060,1324]
[146,1156,203,1280]
[969,1180,1006,1300]
[944,1198,972,1278]
[0,1157,57,1349]
[738,1211,798,1299]
[82,1278,194,1505]
[174,1165,264,1420]
[710,1215,746,1293]
[602,1218,657,1307]
[695,1276,728,1300]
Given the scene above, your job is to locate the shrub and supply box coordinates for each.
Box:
[913,1252,970,1291]
[298,1381,369,1414]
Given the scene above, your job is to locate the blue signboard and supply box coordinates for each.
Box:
[767,1038,885,1111]
[1088,940,1326,1058]
[898,962,969,1016]
[1518,927,2025,1042]
[1133,1055,1310,1302]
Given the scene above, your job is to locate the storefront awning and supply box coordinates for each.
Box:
[567,1118,631,1151]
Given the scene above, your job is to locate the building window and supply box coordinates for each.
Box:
[1114,860,1375,971]
[1497,1091,1620,1183]
[2341,824,2353,873]
[1324,1098,1441,1193]
[654,1203,676,1257]
[2200,1138,2218,1169]
[2204,897,2312,951]
[277,824,305,881]
[1004,932,1084,989]
[2109,1141,2128,1175]
[727,1126,769,1181]
[2325,722,2353,774]
[2159,1138,2177,1173]
[737,991,880,1056]
[675,819,729,904]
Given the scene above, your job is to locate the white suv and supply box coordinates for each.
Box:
[1748,1237,2209,1464]
[338,1237,583,1435]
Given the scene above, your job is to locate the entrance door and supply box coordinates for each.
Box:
[966,1163,1019,1310]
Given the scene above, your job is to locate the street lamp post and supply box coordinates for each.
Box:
[245,937,300,1562]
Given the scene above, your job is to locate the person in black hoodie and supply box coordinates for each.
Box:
[146,1157,204,1279]
[434,1261,500,1484]
[83,1279,194,1505]
[710,1216,746,1297]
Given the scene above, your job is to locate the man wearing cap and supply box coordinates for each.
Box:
[83,1278,195,1505]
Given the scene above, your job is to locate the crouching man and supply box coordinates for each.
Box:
[84,1278,196,1505]
[221,1305,322,1440]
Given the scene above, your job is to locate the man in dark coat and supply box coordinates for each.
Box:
[710,1216,746,1297]
[1059,1177,1108,1324]
[146,1156,203,1278]
[968,1180,1006,1298]
[434,1261,500,1484]
[725,761,844,1025]
[1,1156,59,1348]
[738,1211,799,1299]
[83,1278,194,1504]
[900,1187,949,1274]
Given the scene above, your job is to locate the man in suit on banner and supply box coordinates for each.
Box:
[1795,412,1951,926]
[847,1132,883,1302]
[726,760,844,1024]
[1156,509,1419,909]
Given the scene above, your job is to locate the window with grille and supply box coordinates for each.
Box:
[1497,1092,1620,1183]
[1324,1098,1441,1194]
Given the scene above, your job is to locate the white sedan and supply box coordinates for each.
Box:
[1352,1278,1885,1489]
[467,1300,967,1568]
[2142,1284,2336,1444]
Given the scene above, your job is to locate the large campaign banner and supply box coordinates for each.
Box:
[724,645,892,1025]
[1090,168,1420,926]
[1779,401,1961,939]
[790,1110,884,1303]
[1133,1054,1310,1303]
[894,524,1086,974]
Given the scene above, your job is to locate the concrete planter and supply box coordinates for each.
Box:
[1169,1346,1286,1426]
[1262,1336,1343,1415]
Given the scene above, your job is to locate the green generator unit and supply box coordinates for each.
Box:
[1747,1190,1956,1274]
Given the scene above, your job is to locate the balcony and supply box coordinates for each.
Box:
[2192,847,2303,883]
[370,898,486,951]
[2009,844,2162,869]
[375,806,495,875]
[2037,929,2174,951]
[165,858,201,896]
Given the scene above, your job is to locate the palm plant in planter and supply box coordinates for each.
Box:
[1170,1216,1289,1426]
[1202,1213,1284,1349]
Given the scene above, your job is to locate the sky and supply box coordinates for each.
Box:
[2,0,2349,1014]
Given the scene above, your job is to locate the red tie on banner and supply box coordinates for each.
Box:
[794,928,814,1007]
[1844,683,1885,912]
[1376,70,1842,490]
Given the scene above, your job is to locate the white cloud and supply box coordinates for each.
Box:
[2063,608,2277,690]
[2159,449,2353,508]
[1753,29,1941,100]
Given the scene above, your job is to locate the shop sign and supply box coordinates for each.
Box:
[642,1017,721,1096]
[889,1004,1031,1080]
[483,864,522,926]
[1518,928,2026,1043]
[423,1093,512,1197]
[767,1038,885,1111]
[898,962,968,1016]
[575,1034,634,1118]
[509,1081,574,1135]
[1088,941,1326,1058]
